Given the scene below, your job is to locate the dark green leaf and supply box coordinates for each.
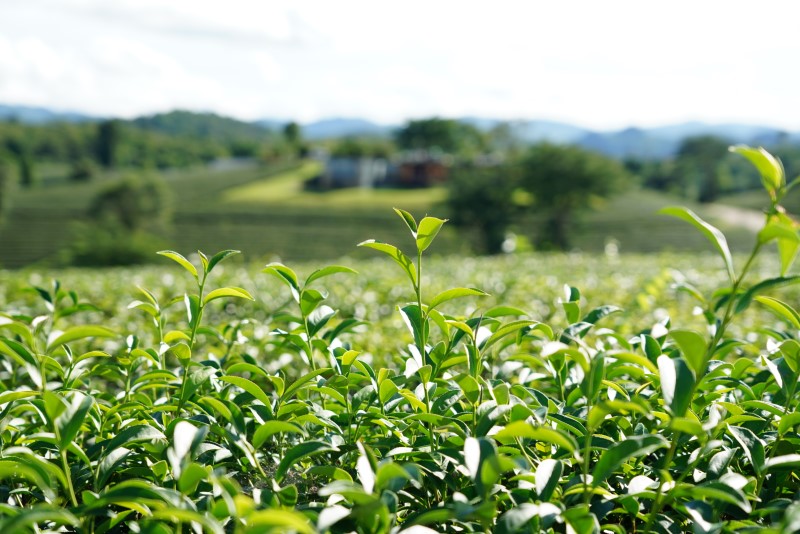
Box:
[275,441,337,483]
[394,207,418,234]
[668,329,707,376]
[206,249,240,273]
[253,421,305,449]
[535,459,562,501]
[728,425,766,474]
[658,354,696,418]
[55,392,93,449]
[592,434,668,486]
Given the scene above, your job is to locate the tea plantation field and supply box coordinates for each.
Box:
[2,147,800,532]
[2,232,800,532]
[0,159,759,268]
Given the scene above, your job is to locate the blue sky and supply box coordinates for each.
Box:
[1,0,799,129]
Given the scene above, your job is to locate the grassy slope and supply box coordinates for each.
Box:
[221,161,447,211]
[0,161,766,268]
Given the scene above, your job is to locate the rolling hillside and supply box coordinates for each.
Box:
[0,159,765,269]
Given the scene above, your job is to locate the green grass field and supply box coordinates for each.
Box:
[222,161,447,211]
[0,160,770,269]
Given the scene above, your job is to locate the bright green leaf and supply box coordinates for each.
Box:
[203,286,254,304]
[157,250,198,279]
[660,206,735,282]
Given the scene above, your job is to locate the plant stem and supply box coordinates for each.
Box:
[302,317,317,371]
[416,250,425,356]
[60,448,79,507]
[583,401,593,505]
[642,437,679,533]
[177,273,207,416]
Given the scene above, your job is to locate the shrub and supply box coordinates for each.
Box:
[88,173,172,233]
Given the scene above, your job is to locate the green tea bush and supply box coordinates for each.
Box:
[2,145,800,533]
[60,173,173,267]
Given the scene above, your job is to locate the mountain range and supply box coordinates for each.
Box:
[1,103,796,160]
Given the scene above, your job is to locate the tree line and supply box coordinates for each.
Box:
[3,112,800,263]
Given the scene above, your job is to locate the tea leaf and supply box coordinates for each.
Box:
[592,434,668,486]
[157,250,198,279]
[660,206,735,282]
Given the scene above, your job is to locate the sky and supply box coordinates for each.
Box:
[1,0,799,130]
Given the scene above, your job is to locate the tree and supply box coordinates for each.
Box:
[65,174,172,266]
[5,138,35,188]
[674,136,729,203]
[282,121,307,158]
[0,157,10,224]
[395,118,486,156]
[447,164,520,254]
[96,120,120,168]
[520,143,630,250]
[283,121,301,145]
[330,137,393,159]
[487,121,524,158]
[69,157,95,182]
[17,151,35,188]
[89,174,172,233]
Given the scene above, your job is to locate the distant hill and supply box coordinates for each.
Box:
[513,120,590,144]
[131,110,272,143]
[577,127,672,159]
[3,103,797,160]
[301,118,393,140]
[506,120,794,159]
[0,103,97,123]
[255,117,392,140]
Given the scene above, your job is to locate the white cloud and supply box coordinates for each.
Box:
[1,0,800,128]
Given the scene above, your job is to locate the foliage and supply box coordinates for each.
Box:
[1,145,800,533]
[395,117,487,157]
[675,136,731,203]
[132,110,272,144]
[0,156,10,223]
[0,111,280,174]
[5,137,37,188]
[446,163,521,254]
[283,121,302,146]
[629,135,800,201]
[95,120,120,168]
[60,174,175,266]
[330,137,394,159]
[60,222,169,267]
[68,157,95,182]
[520,143,630,250]
[88,174,172,233]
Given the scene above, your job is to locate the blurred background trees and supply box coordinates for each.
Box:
[0,156,10,225]
[64,174,173,266]
[3,106,800,266]
[395,118,487,158]
[520,143,630,250]
[447,163,520,254]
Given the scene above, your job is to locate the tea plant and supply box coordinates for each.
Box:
[1,145,800,532]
